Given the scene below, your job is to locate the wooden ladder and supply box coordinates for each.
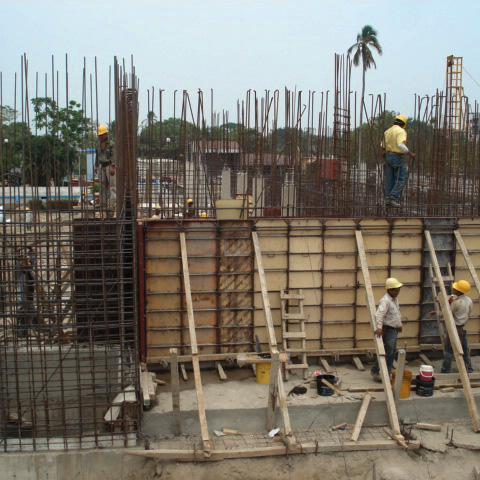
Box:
[281,289,308,379]
[428,262,454,351]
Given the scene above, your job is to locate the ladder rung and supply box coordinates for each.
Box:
[286,364,308,370]
[281,293,305,300]
[282,313,306,320]
[432,275,454,283]
[283,332,306,339]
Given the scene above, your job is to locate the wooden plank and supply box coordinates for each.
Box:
[140,369,151,408]
[170,348,181,436]
[415,423,441,432]
[104,385,136,423]
[355,230,402,437]
[418,353,432,366]
[350,392,372,441]
[266,352,280,431]
[425,230,480,432]
[252,231,294,443]
[215,362,228,381]
[179,232,211,452]
[393,349,406,403]
[352,356,365,371]
[332,422,348,431]
[180,364,188,382]
[454,230,480,296]
[321,378,344,396]
[127,439,401,461]
[320,358,334,374]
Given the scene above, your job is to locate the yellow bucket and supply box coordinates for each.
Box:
[256,362,271,384]
[391,369,412,399]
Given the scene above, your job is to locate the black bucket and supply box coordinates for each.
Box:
[316,374,336,396]
[415,375,435,397]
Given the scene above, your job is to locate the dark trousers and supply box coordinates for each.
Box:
[441,328,473,373]
[371,326,399,375]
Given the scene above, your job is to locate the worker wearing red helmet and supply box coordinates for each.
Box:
[381,115,416,208]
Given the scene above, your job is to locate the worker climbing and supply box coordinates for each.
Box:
[94,125,116,211]
[381,115,416,208]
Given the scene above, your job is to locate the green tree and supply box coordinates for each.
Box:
[348,25,383,166]
[30,97,91,185]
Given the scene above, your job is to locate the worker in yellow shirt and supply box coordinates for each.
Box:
[381,115,416,207]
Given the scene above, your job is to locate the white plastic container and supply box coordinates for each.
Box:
[419,365,433,381]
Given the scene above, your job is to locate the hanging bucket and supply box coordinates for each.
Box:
[415,375,435,397]
[256,362,271,384]
[316,374,336,396]
[419,365,434,382]
[391,369,412,399]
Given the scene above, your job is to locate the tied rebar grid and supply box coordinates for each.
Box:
[137,55,480,220]
[0,55,140,452]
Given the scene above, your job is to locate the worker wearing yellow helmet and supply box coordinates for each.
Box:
[94,124,116,211]
[184,198,195,218]
[381,114,416,208]
[427,280,473,373]
[370,278,404,381]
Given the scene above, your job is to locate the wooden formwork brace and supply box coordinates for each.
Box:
[355,230,402,438]
[179,231,212,454]
[425,230,480,432]
[454,230,480,295]
[252,231,295,447]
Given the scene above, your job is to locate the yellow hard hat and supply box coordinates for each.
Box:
[200,212,207,218]
[155,205,161,210]
[26,207,30,211]
[453,280,470,294]
[98,125,108,136]
[394,115,407,128]
[385,277,403,289]
[187,198,193,204]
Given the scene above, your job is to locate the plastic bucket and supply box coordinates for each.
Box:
[419,365,434,382]
[391,369,412,399]
[256,362,271,384]
[416,375,435,397]
[316,374,336,396]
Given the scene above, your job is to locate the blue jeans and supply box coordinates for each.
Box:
[385,153,408,202]
[371,326,399,375]
[441,329,473,373]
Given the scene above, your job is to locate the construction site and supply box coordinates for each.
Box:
[1,54,480,480]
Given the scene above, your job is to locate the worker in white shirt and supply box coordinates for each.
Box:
[427,279,474,373]
[370,277,403,381]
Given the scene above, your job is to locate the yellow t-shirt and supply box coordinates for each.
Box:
[382,125,407,154]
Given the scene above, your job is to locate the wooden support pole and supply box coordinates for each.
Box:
[355,230,401,437]
[180,232,211,453]
[350,392,372,441]
[454,230,480,295]
[352,356,365,371]
[252,231,294,444]
[419,353,432,366]
[215,362,227,381]
[320,358,333,374]
[170,348,181,436]
[425,230,480,432]
[393,349,406,403]
[266,351,280,431]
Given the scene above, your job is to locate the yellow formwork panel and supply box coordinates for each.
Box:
[146,237,179,257]
[254,309,283,329]
[322,322,355,340]
[146,311,182,328]
[257,235,288,252]
[356,286,385,306]
[289,253,322,271]
[147,292,181,310]
[323,339,355,349]
[145,258,180,275]
[289,235,323,254]
[261,253,288,270]
[357,269,389,287]
[391,251,422,267]
[324,253,355,270]
[323,271,356,288]
[324,236,355,253]
[254,292,281,310]
[146,276,181,293]
[323,289,355,305]
[323,306,354,322]
[288,270,322,289]
[390,268,421,284]
[254,270,287,292]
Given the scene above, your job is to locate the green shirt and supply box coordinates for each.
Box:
[95,140,115,167]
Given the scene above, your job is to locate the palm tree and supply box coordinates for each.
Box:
[348,25,382,168]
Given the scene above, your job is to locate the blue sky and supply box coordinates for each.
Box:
[1,0,479,127]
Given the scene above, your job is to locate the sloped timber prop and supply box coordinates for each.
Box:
[179,231,212,454]
[355,230,403,438]
[454,229,480,297]
[425,230,480,432]
[252,230,295,447]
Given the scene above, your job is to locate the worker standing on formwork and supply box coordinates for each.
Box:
[94,125,116,210]
[381,115,416,207]
[428,280,474,373]
[370,277,403,382]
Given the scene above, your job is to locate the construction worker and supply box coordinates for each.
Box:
[14,247,37,338]
[427,280,474,373]
[94,125,116,209]
[200,211,207,218]
[184,198,195,218]
[381,115,416,208]
[370,277,403,381]
[152,205,162,219]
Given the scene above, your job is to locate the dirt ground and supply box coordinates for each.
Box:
[126,439,480,480]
